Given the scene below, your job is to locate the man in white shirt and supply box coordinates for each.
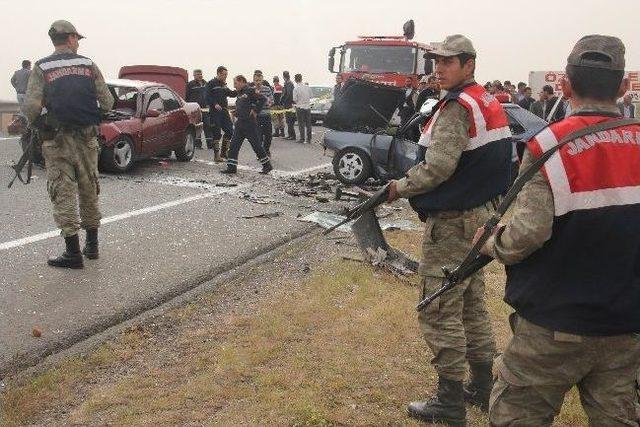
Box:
[292,73,313,143]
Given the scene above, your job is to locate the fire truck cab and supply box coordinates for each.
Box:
[328,20,434,88]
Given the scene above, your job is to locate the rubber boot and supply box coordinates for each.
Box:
[221,164,237,174]
[48,234,84,269]
[407,377,466,426]
[213,141,223,163]
[260,161,273,174]
[463,361,493,412]
[220,139,230,160]
[82,228,99,260]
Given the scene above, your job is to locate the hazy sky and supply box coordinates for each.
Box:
[1,0,638,100]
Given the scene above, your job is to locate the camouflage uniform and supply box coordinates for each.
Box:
[485,104,640,426]
[24,46,113,238]
[396,84,497,382]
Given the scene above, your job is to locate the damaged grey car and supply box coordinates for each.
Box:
[322,79,548,185]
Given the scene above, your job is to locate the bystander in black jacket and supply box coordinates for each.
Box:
[281,79,294,108]
[205,77,237,109]
[185,79,208,107]
[517,96,535,112]
[544,96,566,122]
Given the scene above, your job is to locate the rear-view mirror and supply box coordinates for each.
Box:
[145,109,161,118]
[420,99,438,116]
[328,47,336,73]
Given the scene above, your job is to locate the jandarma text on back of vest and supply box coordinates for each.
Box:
[45,66,94,83]
[566,129,640,156]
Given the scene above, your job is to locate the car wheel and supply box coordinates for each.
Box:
[99,136,135,173]
[175,130,195,162]
[332,148,372,185]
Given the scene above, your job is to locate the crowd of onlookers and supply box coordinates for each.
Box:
[483,79,637,121]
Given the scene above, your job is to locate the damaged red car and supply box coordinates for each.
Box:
[99,76,202,172]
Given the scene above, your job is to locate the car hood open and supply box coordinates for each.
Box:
[324,79,406,132]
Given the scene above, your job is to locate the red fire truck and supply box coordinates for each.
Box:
[328,20,434,88]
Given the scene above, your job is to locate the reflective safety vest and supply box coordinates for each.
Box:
[36,52,101,127]
[409,83,513,216]
[506,114,640,335]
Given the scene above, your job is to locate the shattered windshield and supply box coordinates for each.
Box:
[108,85,139,115]
[341,45,415,74]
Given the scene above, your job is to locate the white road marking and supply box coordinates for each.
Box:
[0,137,19,141]
[0,158,330,251]
[0,184,249,251]
[194,159,331,178]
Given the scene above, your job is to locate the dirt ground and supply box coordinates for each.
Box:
[1,218,589,426]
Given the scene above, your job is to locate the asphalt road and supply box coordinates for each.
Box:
[0,128,335,375]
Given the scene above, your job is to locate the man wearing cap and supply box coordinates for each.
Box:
[474,35,640,427]
[23,20,114,269]
[387,34,513,425]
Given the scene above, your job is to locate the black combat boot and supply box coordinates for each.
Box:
[260,162,273,174]
[220,139,230,160]
[48,234,84,269]
[82,228,99,260]
[463,361,494,412]
[407,377,466,426]
[221,164,237,174]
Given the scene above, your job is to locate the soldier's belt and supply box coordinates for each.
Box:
[429,210,463,219]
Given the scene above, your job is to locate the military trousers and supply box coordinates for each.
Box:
[490,314,640,427]
[418,205,496,381]
[42,127,101,238]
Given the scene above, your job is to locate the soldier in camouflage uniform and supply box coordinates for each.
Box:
[24,20,114,269]
[478,35,640,427]
[388,35,514,426]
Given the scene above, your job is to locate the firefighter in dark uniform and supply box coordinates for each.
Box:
[206,66,237,160]
[221,75,273,175]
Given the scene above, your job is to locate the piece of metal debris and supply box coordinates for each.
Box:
[299,212,420,233]
[241,212,282,219]
[240,192,276,205]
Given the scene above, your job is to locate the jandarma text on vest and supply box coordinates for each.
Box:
[566,129,640,156]
[45,66,94,83]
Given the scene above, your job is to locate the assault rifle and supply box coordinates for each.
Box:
[8,128,39,189]
[416,117,640,312]
[323,184,390,235]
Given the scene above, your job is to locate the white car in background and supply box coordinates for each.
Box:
[309,85,333,125]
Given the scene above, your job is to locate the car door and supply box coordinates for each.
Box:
[159,88,189,149]
[141,89,169,156]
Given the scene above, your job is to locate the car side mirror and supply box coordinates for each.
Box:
[145,109,161,118]
[424,56,434,75]
[420,99,438,116]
